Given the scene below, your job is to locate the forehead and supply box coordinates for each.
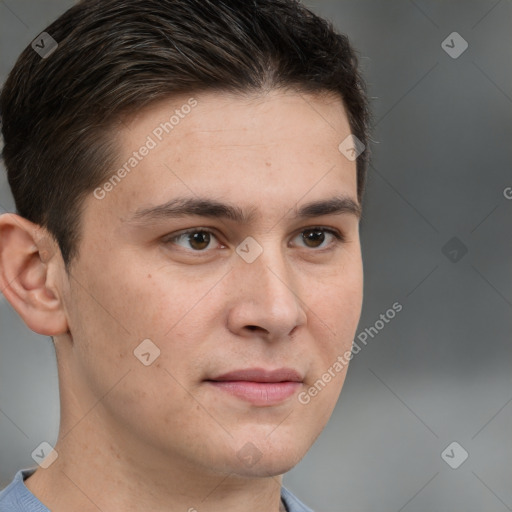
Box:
[86,89,358,226]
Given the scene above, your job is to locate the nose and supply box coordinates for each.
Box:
[226,241,308,341]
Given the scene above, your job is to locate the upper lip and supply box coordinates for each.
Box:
[208,368,303,383]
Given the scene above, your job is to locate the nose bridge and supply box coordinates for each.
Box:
[229,236,307,337]
[243,235,295,297]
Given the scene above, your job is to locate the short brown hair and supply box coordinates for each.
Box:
[1,0,370,268]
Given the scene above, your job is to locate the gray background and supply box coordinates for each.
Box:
[1,1,511,511]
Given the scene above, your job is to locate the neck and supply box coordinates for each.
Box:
[25,428,286,512]
[25,365,286,512]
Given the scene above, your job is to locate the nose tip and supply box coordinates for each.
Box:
[227,254,307,340]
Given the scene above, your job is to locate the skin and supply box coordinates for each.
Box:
[0,89,363,512]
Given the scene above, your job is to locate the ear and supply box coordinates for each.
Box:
[0,213,69,336]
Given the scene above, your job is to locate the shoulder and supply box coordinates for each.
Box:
[281,486,315,512]
[0,468,49,512]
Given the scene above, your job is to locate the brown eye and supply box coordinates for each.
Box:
[293,227,344,250]
[187,231,211,250]
[302,229,326,248]
[168,229,218,251]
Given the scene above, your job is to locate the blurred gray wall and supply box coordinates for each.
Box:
[1,1,511,511]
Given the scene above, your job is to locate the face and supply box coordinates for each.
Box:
[59,89,363,478]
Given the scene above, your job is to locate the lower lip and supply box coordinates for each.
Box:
[207,381,301,406]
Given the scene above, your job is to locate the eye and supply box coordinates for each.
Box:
[167,229,221,251]
[292,227,345,250]
[164,226,345,253]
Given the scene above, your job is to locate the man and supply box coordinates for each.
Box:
[0,0,370,510]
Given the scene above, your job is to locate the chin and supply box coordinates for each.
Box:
[224,435,310,478]
[230,455,304,478]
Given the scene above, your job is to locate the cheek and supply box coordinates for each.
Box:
[78,265,187,341]
[307,261,363,356]
[64,266,169,396]
[66,274,205,431]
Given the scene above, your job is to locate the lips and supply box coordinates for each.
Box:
[206,368,303,406]
[210,368,303,383]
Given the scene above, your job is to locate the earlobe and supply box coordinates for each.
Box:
[0,213,69,336]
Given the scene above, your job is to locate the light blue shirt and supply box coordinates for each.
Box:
[0,468,314,512]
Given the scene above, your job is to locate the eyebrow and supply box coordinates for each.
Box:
[129,195,362,224]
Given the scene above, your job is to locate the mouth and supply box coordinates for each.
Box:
[205,368,303,407]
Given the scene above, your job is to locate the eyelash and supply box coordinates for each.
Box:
[164,227,345,253]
